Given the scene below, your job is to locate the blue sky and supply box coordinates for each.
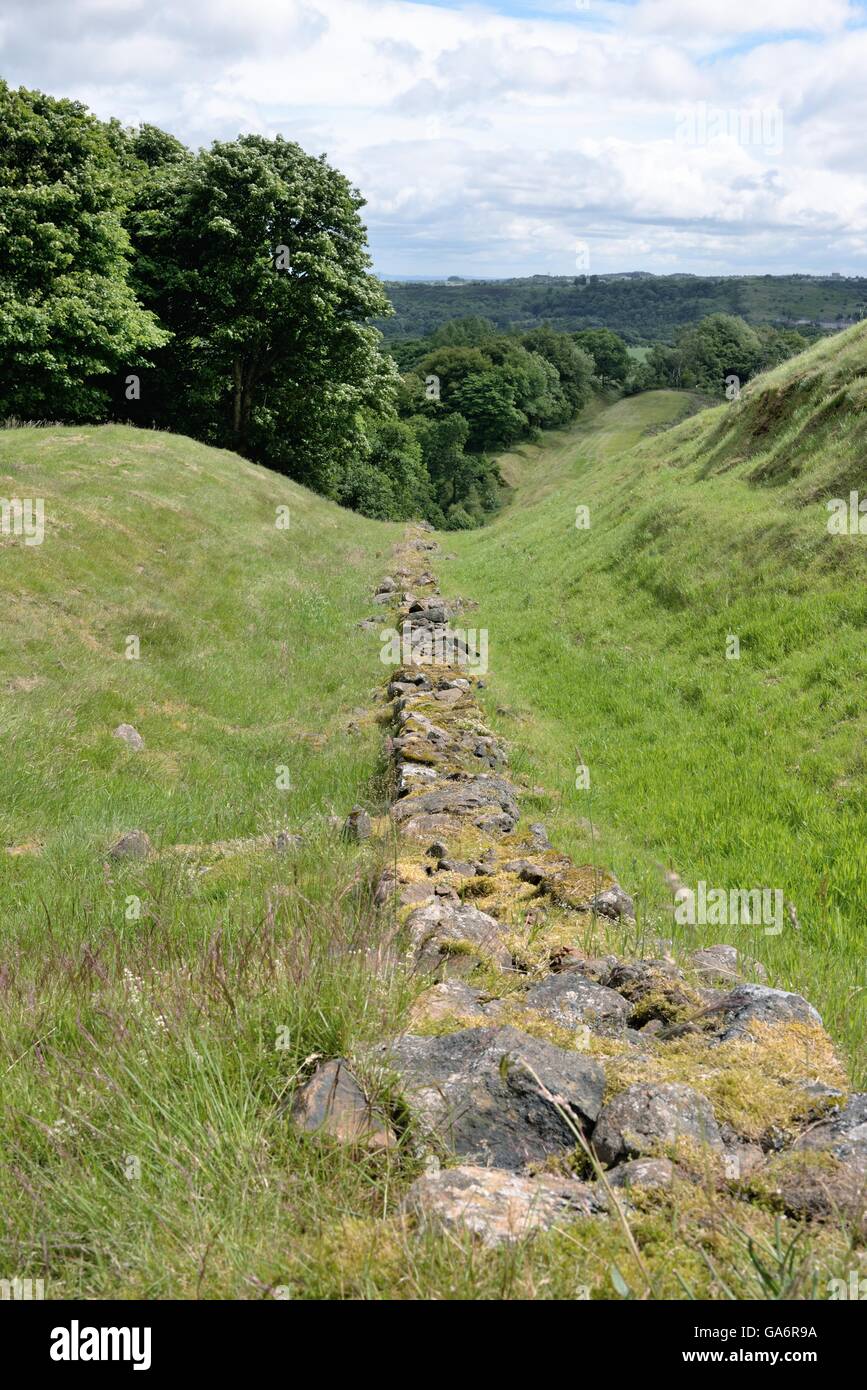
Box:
[2,0,866,277]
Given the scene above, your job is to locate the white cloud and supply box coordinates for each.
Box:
[1,0,866,274]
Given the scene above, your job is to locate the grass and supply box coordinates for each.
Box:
[1,324,865,1299]
[439,326,867,1082]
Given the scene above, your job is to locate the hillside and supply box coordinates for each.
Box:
[378,273,867,343]
[438,327,867,1076]
[1,323,865,1298]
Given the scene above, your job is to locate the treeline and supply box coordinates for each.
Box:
[379,317,595,528]
[630,314,809,393]
[378,274,867,344]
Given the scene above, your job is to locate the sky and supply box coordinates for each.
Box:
[2,0,867,278]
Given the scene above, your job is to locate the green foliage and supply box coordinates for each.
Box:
[380,320,595,527]
[377,272,867,343]
[574,328,631,387]
[125,131,395,495]
[0,81,167,421]
[637,315,807,395]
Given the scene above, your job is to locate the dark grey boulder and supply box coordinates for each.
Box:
[712,983,822,1042]
[592,1082,722,1167]
[391,775,520,835]
[795,1093,867,1173]
[376,1025,606,1169]
[405,898,512,976]
[524,973,630,1035]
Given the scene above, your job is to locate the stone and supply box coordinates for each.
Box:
[795,1093,867,1173]
[376,577,396,594]
[589,885,635,920]
[376,1025,606,1169]
[432,687,464,707]
[273,830,303,852]
[290,1058,394,1150]
[528,823,553,850]
[373,591,393,605]
[342,806,371,842]
[690,944,767,985]
[606,960,697,1025]
[408,979,488,1027]
[391,775,520,836]
[555,953,621,982]
[108,829,152,861]
[524,973,630,1036]
[605,1157,675,1191]
[712,984,822,1042]
[405,1165,601,1246]
[438,859,477,877]
[752,1150,867,1225]
[113,723,144,751]
[592,1082,722,1167]
[406,899,512,976]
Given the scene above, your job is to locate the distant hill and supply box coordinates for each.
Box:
[377,273,867,343]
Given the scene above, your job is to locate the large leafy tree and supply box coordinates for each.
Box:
[573,327,631,387]
[0,82,167,421]
[126,134,395,493]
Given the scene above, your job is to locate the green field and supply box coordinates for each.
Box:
[1,326,865,1297]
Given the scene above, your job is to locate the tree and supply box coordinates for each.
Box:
[521,326,594,412]
[573,328,631,387]
[126,133,395,492]
[450,369,526,450]
[0,82,167,422]
[675,314,762,393]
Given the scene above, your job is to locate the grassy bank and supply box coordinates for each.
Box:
[439,331,867,1080]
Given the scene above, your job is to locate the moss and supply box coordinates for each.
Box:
[604,1021,847,1140]
[628,988,697,1027]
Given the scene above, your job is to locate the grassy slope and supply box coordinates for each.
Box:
[440,327,867,1080]
[1,352,864,1299]
[0,425,414,1297]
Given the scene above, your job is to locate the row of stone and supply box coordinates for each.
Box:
[291,526,867,1246]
